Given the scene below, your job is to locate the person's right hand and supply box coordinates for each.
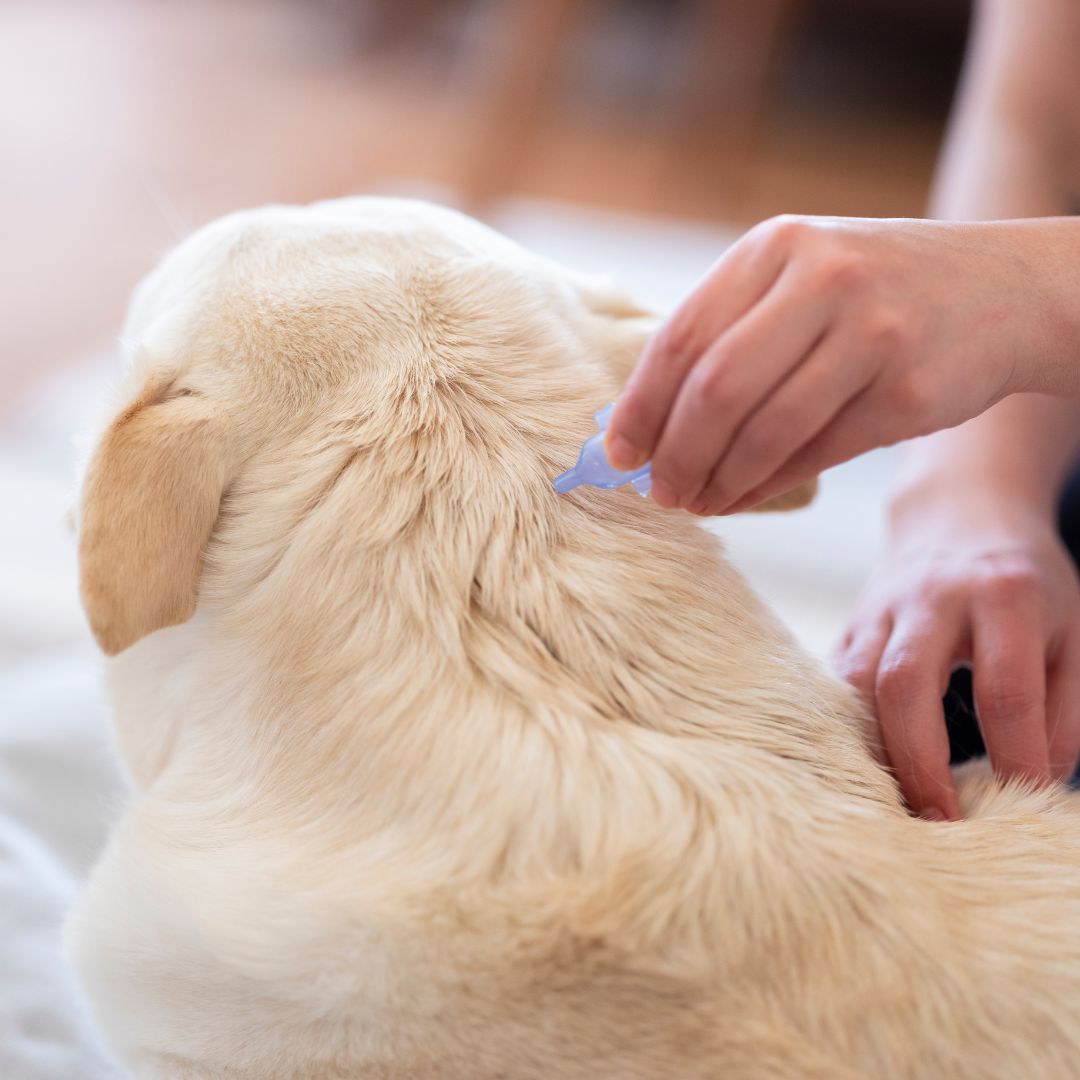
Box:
[834,484,1080,820]
[605,216,1080,517]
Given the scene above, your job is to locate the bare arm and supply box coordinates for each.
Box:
[604,0,1080,514]
[907,0,1080,505]
[839,0,1080,819]
[932,0,1080,221]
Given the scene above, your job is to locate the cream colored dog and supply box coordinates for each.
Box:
[71,198,1080,1079]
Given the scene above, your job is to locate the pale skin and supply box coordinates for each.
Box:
[606,0,1080,819]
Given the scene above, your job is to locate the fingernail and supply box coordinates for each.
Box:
[651,479,679,509]
[920,807,946,822]
[605,434,644,471]
[687,497,709,515]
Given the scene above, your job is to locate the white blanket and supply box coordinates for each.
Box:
[1,360,127,1078]
[0,200,891,1077]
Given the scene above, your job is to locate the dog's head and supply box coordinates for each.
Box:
[77,198,813,658]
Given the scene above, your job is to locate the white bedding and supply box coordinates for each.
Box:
[0,200,892,1077]
[1,361,127,1078]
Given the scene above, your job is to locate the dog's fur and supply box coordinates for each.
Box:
[70,198,1080,1079]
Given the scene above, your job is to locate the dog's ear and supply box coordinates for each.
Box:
[747,478,818,513]
[78,383,232,656]
[571,275,658,385]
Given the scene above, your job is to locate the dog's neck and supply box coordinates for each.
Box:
[194,435,898,824]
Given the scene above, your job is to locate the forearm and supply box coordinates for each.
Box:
[901,0,1080,518]
[931,0,1080,221]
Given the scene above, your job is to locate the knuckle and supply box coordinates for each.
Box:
[741,417,785,459]
[982,566,1039,605]
[886,371,934,418]
[919,573,958,601]
[861,306,911,351]
[982,674,1042,722]
[689,356,733,411]
[814,248,870,291]
[835,654,872,694]
[653,313,698,366]
[910,577,951,611]
[651,448,701,492]
[875,656,919,703]
[755,213,811,248]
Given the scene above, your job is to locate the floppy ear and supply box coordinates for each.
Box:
[748,478,818,513]
[78,384,232,656]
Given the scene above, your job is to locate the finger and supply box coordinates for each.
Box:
[718,380,897,515]
[835,618,892,699]
[875,612,965,820]
[972,596,1051,788]
[832,616,893,767]
[605,231,788,473]
[647,268,833,508]
[1045,628,1080,781]
[691,330,876,515]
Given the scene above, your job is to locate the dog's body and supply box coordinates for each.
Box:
[70,198,1080,1079]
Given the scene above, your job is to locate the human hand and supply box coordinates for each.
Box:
[605,215,1078,515]
[834,485,1080,820]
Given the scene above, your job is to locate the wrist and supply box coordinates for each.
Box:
[994,219,1080,397]
[886,467,1059,545]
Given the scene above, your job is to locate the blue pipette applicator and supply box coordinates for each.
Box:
[552,403,652,497]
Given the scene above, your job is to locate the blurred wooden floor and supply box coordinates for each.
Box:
[0,0,947,412]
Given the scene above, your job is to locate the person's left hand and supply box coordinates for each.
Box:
[834,483,1080,819]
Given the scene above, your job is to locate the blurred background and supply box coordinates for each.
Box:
[4,0,969,405]
[2,0,975,656]
[1,3,971,1073]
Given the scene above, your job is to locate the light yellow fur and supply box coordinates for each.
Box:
[70,198,1080,1079]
